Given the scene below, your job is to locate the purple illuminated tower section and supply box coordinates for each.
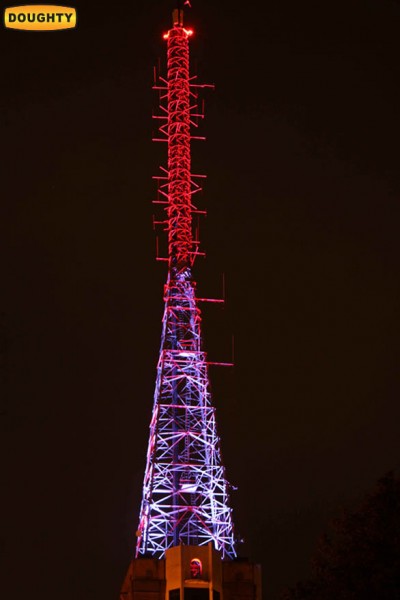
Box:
[135,4,236,560]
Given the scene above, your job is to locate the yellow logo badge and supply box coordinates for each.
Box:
[4,5,76,31]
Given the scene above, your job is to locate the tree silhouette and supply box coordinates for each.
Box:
[281,472,400,600]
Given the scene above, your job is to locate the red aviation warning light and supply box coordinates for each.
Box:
[163,28,193,39]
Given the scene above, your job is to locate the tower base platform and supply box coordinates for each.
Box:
[120,544,262,600]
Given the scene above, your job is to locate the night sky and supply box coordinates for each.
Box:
[3,1,400,599]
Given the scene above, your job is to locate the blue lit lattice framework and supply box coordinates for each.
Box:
[135,8,236,560]
[136,271,236,558]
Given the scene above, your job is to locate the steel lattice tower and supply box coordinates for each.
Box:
[135,4,236,561]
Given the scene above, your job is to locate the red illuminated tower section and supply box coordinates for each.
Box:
[120,5,262,600]
[165,14,193,270]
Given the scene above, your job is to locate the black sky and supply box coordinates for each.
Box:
[2,1,400,599]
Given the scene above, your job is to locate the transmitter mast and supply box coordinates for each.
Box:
[136,4,235,560]
[121,4,261,599]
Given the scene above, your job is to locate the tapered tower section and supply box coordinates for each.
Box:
[136,6,236,560]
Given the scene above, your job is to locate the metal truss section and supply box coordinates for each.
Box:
[136,271,236,559]
[152,14,210,269]
[167,25,192,268]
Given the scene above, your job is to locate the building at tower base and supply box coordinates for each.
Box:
[120,544,262,600]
